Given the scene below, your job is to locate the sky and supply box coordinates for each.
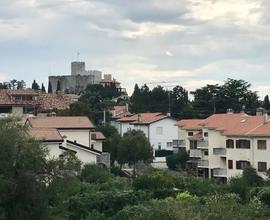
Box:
[0,0,270,98]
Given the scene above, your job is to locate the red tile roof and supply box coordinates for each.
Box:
[178,113,270,137]
[27,116,95,129]
[91,132,106,140]
[176,119,204,130]
[117,112,169,124]
[29,128,63,142]
[112,105,130,119]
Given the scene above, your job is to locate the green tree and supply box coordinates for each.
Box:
[41,83,46,92]
[117,130,153,176]
[263,95,270,110]
[31,80,40,90]
[242,165,264,187]
[48,81,53,93]
[166,149,189,170]
[80,164,113,184]
[16,80,26,89]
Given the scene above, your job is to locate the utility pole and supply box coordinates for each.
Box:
[103,109,106,124]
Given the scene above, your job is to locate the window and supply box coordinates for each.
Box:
[204,150,209,156]
[226,139,234,148]
[228,160,233,169]
[188,132,193,136]
[236,160,250,170]
[190,140,197,149]
[236,140,250,149]
[204,132,208,137]
[258,162,267,172]
[158,143,162,150]
[156,127,163,135]
[258,140,267,150]
[167,142,172,148]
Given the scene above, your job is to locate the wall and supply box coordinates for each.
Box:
[91,140,103,152]
[149,118,178,151]
[59,129,90,147]
[119,122,134,136]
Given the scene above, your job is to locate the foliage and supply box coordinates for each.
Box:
[263,95,270,110]
[32,80,40,90]
[48,81,53,93]
[41,83,46,92]
[242,166,264,187]
[0,79,26,90]
[176,191,198,202]
[80,164,113,184]
[166,149,189,170]
[117,130,153,175]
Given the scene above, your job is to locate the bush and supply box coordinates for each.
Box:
[243,166,264,187]
[166,149,188,170]
[80,164,113,184]
[257,187,270,205]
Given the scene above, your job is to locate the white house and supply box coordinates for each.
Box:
[117,113,178,153]
[176,110,270,182]
[26,116,110,166]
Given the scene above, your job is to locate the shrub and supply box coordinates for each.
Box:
[257,187,270,205]
[166,149,188,170]
[80,164,113,184]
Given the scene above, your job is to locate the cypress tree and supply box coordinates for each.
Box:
[41,83,46,92]
[48,82,53,93]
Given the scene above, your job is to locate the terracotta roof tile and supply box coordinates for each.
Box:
[91,132,106,140]
[28,128,63,141]
[117,112,168,124]
[38,93,75,111]
[27,116,94,129]
[176,119,204,130]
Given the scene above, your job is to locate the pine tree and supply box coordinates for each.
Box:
[48,82,52,93]
[31,80,40,90]
[263,95,270,110]
[56,80,61,92]
[41,83,46,92]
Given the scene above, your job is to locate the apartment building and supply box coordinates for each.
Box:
[176,110,270,182]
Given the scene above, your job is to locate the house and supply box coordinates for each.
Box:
[176,109,270,182]
[110,105,131,130]
[26,116,110,166]
[0,89,75,117]
[116,113,178,154]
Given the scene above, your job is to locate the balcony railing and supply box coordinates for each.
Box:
[172,139,185,148]
[190,149,202,158]
[197,140,209,149]
[213,148,226,157]
[197,160,209,167]
[213,168,227,177]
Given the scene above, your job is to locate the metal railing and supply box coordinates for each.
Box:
[197,140,209,149]
[190,149,202,158]
[197,160,209,167]
[213,148,226,156]
[213,168,227,177]
[172,139,186,148]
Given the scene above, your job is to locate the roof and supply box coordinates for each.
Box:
[111,105,130,119]
[178,113,270,137]
[91,132,106,140]
[200,113,263,136]
[117,112,169,124]
[176,119,204,130]
[29,128,63,142]
[38,93,75,112]
[0,89,75,111]
[27,116,95,129]
[189,131,204,140]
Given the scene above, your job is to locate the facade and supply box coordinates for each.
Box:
[116,113,178,153]
[176,111,270,182]
[26,116,110,166]
[0,89,75,117]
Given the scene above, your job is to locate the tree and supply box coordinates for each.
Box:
[242,165,264,187]
[41,83,46,92]
[117,130,152,176]
[56,80,61,92]
[129,84,151,113]
[170,85,189,118]
[16,80,26,89]
[10,79,17,90]
[32,80,40,90]
[166,149,189,170]
[48,82,53,93]
[80,164,113,184]
[263,95,270,110]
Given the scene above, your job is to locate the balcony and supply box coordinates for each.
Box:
[172,139,185,148]
[197,140,208,149]
[197,160,209,168]
[213,168,227,177]
[190,149,202,158]
[213,148,226,157]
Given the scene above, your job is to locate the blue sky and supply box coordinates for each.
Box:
[0,0,270,98]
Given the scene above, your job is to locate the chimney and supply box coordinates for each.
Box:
[263,113,268,124]
[137,113,141,122]
[256,107,266,116]
[226,108,234,114]
[167,112,171,117]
